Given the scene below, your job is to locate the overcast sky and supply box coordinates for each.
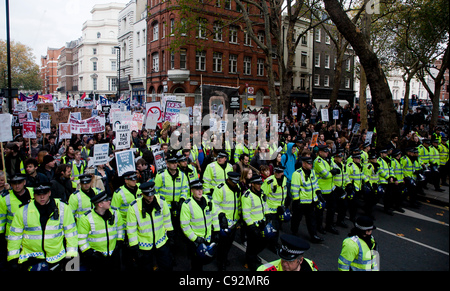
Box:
[0,0,128,66]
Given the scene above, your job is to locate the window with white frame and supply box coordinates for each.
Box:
[325,35,330,44]
[257,31,264,46]
[243,56,251,75]
[314,74,320,86]
[213,52,223,72]
[213,22,223,41]
[315,28,321,42]
[345,77,350,88]
[229,26,238,44]
[197,18,207,39]
[170,51,175,69]
[229,54,237,73]
[111,60,116,71]
[244,31,251,46]
[152,52,159,72]
[196,51,206,71]
[346,58,351,71]
[137,31,140,46]
[257,58,264,76]
[325,54,330,69]
[170,19,175,35]
[92,78,97,90]
[180,49,187,69]
[225,0,231,9]
[153,22,159,41]
[108,77,117,91]
[315,52,320,67]
[324,75,329,87]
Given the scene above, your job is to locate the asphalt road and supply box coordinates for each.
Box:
[171,193,449,272]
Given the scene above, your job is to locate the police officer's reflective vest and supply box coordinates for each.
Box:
[338,235,379,271]
[363,163,379,186]
[202,161,233,195]
[261,175,287,214]
[377,157,392,185]
[111,185,142,223]
[126,196,173,250]
[438,143,449,166]
[331,160,350,188]
[257,258,318,271]
[390,157,404,183]
[0,188,34,236]
[290,168,319,204]
[180,196,219,243]
[7,198,78,264]
[428,145,440,165]
[77,208,124,256]
[346,162,366,191]
[211,182,241,228]
[241,189,268,227]
[313,156,335,194]
[69,187,102,219]
[418,144,430,165]
[154,169,188,209]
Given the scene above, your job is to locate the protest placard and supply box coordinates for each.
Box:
[164,100,181,125]
[40,119,51,134]
[310,132,319,148]
[333,109,339,120]
[22,121,37,139]
[59,123,72,139]
[93,143,110,166]
[0,114,13,142]
[115,149,136,177]
[321,109,329,122]
[153,150,167,174]
[115,123,131,150]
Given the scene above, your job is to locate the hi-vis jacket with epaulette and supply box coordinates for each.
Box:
[126,196,173,250]
[363,163,379,186]
[0,188,34,236]
[69,187,102,219]
[241,189,269,227]
[180,196,219,243]
[111,185,142,223]
[154,169,188,208]
[346,162,367,191]
[418,144,430,166]
[401,155,420,180]
[261,175,287,214]
[377,157,392,185]
[202,161,233,195]
[211,182,241,228]
[331,160,350,188]
[7,199,78,264]
[338,235,379,271]
[313,156,335,194]
[390,157,404,183]
[77,208,124,256]
[290,169,320,204]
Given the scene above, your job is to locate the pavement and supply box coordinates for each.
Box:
[419,184,449,207]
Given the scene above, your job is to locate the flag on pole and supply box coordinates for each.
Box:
[81,92,86,100]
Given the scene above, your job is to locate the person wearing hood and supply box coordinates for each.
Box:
[281,142,296,203]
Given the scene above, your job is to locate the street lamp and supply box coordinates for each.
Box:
[114,45,121,102]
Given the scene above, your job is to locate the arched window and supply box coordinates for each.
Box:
[97,32,101,39]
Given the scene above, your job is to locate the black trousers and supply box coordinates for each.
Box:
[217,225,237,268]
[245,227,268,271]
[348,190,361,222]
[316,191,338,228]
[291,203,317,238]
[136,243,173,271]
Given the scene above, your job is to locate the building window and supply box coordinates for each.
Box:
[97,32,101,39]
[314,74,320,86]
[314,53,320,67]
[213,52,223,72]
[244,31,251,46]
[346,59,351,71]
[170,19,175,35]
[345,77,350,88]
[152,52,159,72]
[243,56,251,75]
[257,58,264,76]
[143,57,146,73]
[196,51,206,71]
[180,49,187,69]
[229,54,237,73]
[153,22,159,41]
[257,31,264,46]
[315,28,321,42]
[112,47,116,54]
[229,26,238,44]
[93,62,97,71]
[213,22,223,41]
[92,78,97,90]
[324,75,329,87]
[216,0,221,7]
[111,60,116,71]
[93,48,97,55]
[108,78,117,91]
[170,51,175,69]
[137,31,140,46]
[301,52,307,68]
[136,59,140,75]
[301,34,307,46]
[325,54,330,69]
[197,18,207,39]
[224,0,231,10]
[325,35,330,44]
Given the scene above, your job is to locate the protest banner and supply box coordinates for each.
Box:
[153,150,167,174]
[145,102,163,129]
[93,143,110,166]
[59,123,72,140]
[69,115,105,135]
[22,121,37,139]
[115,123,131,150]
[115,149,136,177]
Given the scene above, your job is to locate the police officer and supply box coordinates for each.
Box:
[111,171,143,223]
[77,190,124,271]
[203,150,233,196]
[290,157,324,244]
[180,179,219,271]
[261,165,289,252]
[401,147,421,208]
[377,148,394,216]
[177,153,198,197]
[7,182,78,271]
[69,174,102,220]
[338,216,379,271]
[438,137,449,186]
[430,139,444,192]
[257,234,318,271]
[241,174,270,271]
[127,181,174,271]
[362,152,380,219]
[314,145,340,235]
[390,149,405,213]
[331,148,350,228]
[212,171,241,271]
[346,153,367,222]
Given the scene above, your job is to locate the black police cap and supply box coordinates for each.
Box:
[278,234,310,261]
[139,181,157,196]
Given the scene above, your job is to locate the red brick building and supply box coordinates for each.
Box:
[40,47,64,95]
[146,0,276,108]
[435,58,449,102]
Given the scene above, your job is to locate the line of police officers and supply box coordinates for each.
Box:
[0,134,448,272]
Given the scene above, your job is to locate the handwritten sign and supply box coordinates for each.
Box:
[22,121,37,139]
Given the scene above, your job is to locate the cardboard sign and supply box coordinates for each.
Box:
[115,124,131,150]
[59,123,72,139]
[115,149,136,177]
[22,121,37,139]
[164,100,181,125]
[310,132,319,148]
[69,115,105,134]
[321,109,329,122]
[153,150,167,174]
[93,143,110,166]
[333,109,339,120]
[0,114,13,142]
